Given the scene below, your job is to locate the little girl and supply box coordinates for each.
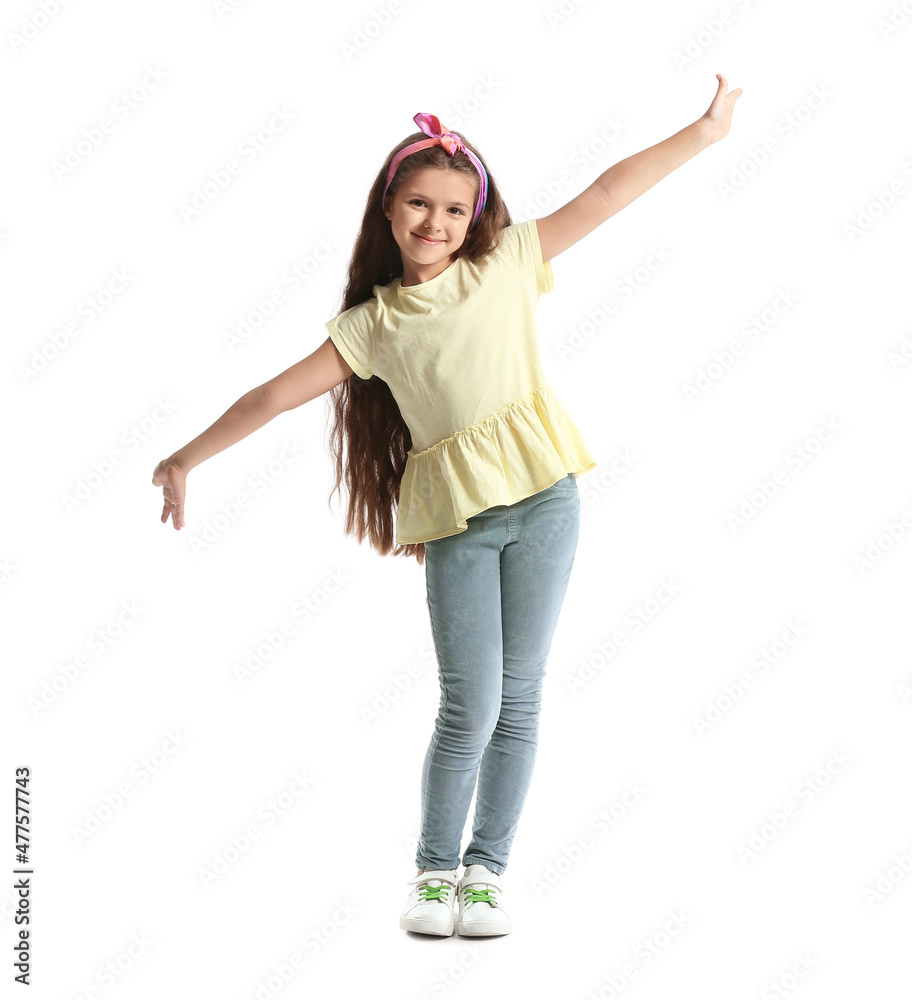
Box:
[153,75,741,938]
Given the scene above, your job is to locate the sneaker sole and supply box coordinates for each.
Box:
[399,915,455,936]
[457,920,512,936]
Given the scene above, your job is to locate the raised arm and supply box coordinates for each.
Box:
[152,337,353,529]
[536,73,743,263]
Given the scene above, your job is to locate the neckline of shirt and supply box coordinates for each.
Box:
[391,221,522,294]
[395,257,460,294]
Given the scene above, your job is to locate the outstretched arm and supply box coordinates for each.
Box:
[152,337,352,530]
[537,74,743,263]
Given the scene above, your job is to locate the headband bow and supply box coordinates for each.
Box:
[383,112,489,228]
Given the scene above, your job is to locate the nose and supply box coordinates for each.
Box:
[424,207,445,231]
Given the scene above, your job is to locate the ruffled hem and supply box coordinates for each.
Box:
[395,385,596,545]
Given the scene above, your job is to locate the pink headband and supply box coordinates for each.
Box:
[382,113,489,228]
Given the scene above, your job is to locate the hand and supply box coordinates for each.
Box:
[700,73,743,144]
[152,456,188,530]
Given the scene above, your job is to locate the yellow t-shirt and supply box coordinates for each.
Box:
[325,218,596,544]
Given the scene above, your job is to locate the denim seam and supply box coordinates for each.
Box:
[419,569,452,870]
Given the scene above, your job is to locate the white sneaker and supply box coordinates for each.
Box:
[457,864,512,936]
[399,869,460,936]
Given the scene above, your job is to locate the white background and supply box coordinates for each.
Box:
[4,0,912,996]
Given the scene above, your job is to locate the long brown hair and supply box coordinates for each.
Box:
[325,125,512,565]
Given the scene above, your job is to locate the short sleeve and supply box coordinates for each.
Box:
[501,220,554,297]
[528,218,554,296]
[326,300,375,380]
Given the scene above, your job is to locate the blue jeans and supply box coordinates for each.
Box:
[415,474,581,876]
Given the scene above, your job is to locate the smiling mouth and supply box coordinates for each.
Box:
[414,234,443,245]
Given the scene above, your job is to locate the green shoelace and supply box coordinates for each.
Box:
[418,884,451,901]
[464,888,496,905]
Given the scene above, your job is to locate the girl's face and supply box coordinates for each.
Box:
[384,166,478,284]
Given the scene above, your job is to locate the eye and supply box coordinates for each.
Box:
[407,198,465,215]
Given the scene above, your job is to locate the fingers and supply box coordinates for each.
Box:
[153,460,187,529]
[166,495,183,529]
[158,489,184,529]
[164,500,183,529]
[715,73,742,100]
